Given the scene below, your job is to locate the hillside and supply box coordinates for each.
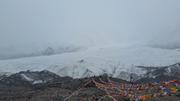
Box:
[0,70,179,101]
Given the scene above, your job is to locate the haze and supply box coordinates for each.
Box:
[0,0,180,59]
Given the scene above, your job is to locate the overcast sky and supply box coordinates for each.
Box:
[0,0,180,52]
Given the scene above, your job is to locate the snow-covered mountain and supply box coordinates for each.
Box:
[0,45,180,81]
[136,63,180,82]
[0,70,60,87]
[0,45,81,60]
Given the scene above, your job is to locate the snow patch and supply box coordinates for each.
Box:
[21,74,33,81]
[32,80,46,85]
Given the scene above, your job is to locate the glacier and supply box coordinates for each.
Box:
[0,45,180,80]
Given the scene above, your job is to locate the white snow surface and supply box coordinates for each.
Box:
[21,74,34,81]
[32,80,46,85]
[0,45,180,80]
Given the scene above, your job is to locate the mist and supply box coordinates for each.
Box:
[0,0,180,59]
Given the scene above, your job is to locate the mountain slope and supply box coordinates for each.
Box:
[136,63,180,82]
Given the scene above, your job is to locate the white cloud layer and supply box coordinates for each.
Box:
[0,0,180,53]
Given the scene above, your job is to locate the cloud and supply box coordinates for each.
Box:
[0,0,180,53]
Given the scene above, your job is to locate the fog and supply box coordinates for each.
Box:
[0,0,180,59]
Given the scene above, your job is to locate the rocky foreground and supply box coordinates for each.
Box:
[0,70,179,101]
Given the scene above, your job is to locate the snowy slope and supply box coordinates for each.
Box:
[0,45,180,80]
